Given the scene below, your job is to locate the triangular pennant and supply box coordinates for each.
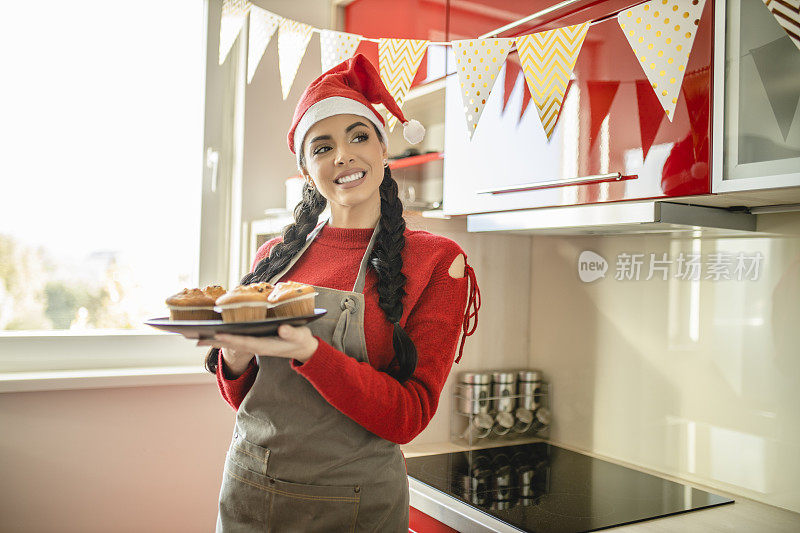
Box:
[762,0,800,51]
[516,22,590,140]
[636,79,666,161]
[452,38,515,139]
[378,38,429,131]
[219,0,251,65]
[277,19,314,100]
[519,83,532,124]
[618,0,708,121]
[247,6,280,83]
[502,53,522,113]
[586,80,621,149]
[750,36,800,140]
[320,30,360,72]
[682,66,711,159]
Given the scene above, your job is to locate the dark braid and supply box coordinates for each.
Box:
[370,166,417,382]
[205,123,417,382]
[204,182,327,374]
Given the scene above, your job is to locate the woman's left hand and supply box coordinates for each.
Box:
[196,324,319,363]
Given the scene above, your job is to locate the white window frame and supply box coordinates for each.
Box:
[0,0,245,389]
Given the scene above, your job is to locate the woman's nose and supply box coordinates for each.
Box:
[334,148,354,165]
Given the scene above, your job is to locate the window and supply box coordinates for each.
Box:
[0,0,223,374]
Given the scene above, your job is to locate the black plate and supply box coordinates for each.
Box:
[145,309,327,339]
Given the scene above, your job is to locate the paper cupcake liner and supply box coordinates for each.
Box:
[168,306,220,321]
[218,304,269,323]
[268,292,317,318]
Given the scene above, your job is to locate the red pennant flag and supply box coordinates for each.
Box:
[503,53,522,113]
[635,79,666,161]
[586,80,620,150]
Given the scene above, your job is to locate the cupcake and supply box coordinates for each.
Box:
[214,283,273,323]
[166,285,227,320]
[267,281,316,318]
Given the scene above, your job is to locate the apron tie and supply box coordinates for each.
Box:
[456,263,481,364]
[332,296,357,352]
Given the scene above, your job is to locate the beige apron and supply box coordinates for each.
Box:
[216,219,409,532]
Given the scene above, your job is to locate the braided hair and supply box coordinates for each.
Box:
[205,124,417,382]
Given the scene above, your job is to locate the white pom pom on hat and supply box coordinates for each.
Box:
[403,119,425,145]
[288,54,425,167]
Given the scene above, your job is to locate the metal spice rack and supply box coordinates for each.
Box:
[450,373,551,448]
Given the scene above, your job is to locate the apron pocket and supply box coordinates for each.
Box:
[266,477,361,533]
[217,439,271,531]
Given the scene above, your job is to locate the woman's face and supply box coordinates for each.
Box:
[301,114,387,213]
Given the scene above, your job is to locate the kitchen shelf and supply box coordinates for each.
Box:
[389,151,443,170]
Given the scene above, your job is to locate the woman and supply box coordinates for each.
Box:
[199,54,480,532]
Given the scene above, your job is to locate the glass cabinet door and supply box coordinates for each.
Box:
[713,0,800,192]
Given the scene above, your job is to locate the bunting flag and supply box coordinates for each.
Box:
[218,0,251,65]
[247,6,280,83]
[502,53,522,113]
[516,22,590,140]
[763,0,800,51]
[452,38,515,138]
[378,38,429,131]
[618,0,707,121]
[750,35,800,140]
[320,30,360,72]
[636,78,666,161]
[586,81,621,149]
[277,19,314,100]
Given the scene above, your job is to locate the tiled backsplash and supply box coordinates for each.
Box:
[529,212,800,513]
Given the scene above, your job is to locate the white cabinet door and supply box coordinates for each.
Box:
[712,0,800,193]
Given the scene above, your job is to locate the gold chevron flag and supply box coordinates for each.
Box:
[320,30,360,72]
[516,22,589,140]
[618,0,708,121]
[219,0,252,65]
[378,39,430,131]
[278,19,314,100]
[453,38,515,139]
[247,7,280,83]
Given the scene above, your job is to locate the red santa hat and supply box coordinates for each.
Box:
[287,53,425,167]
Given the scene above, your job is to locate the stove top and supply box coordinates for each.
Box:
[405,442,733,532]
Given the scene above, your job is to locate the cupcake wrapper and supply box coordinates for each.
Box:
[169,307,220,321]
[219,305,269,323]
[269,293,317,318]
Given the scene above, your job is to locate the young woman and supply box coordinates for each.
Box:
[199,54,480,532]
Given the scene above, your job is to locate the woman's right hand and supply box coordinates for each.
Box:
[219,346,254,379]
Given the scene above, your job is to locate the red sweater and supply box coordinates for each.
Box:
[215,223,480,444]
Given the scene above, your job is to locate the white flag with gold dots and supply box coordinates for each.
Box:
[320,30,360,72]
[278,19,315,100]
[618,0,708,121]
[219,0,252,65]
[247,6,280,83]
[452,38,515,139]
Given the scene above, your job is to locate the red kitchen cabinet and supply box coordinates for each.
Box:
[409,505,459,532]
[442,0,715,215]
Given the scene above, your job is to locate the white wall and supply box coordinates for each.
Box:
[528,211,800,513]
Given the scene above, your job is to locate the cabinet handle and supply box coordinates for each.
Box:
[476,173,633,195]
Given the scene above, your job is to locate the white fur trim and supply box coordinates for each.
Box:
[403,119,425,144]
[294,96,388,164]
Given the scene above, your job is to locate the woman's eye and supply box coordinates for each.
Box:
[353,133,368,142]
[313,146,330,156]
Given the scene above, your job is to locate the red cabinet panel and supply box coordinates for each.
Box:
[442,0,714,215]
[409,505,459,532]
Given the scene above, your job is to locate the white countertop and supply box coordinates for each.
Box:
[400,439,800,532]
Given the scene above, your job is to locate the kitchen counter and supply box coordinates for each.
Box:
[400,440,800,532]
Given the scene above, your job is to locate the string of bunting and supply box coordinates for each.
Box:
[219,0,799,143]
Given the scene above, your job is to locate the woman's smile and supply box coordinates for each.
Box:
[334,169,367,188]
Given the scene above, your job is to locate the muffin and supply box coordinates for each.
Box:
[267,281,316,318]
[166,285,227,320]
[214,283,273,322]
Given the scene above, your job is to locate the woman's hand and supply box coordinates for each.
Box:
[197,324,319,367]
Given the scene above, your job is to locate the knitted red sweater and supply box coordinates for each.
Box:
[215,223,480,444]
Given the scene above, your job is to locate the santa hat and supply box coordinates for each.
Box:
[287,53,425,167]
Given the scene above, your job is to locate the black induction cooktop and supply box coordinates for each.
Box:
[405,442,734,532]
